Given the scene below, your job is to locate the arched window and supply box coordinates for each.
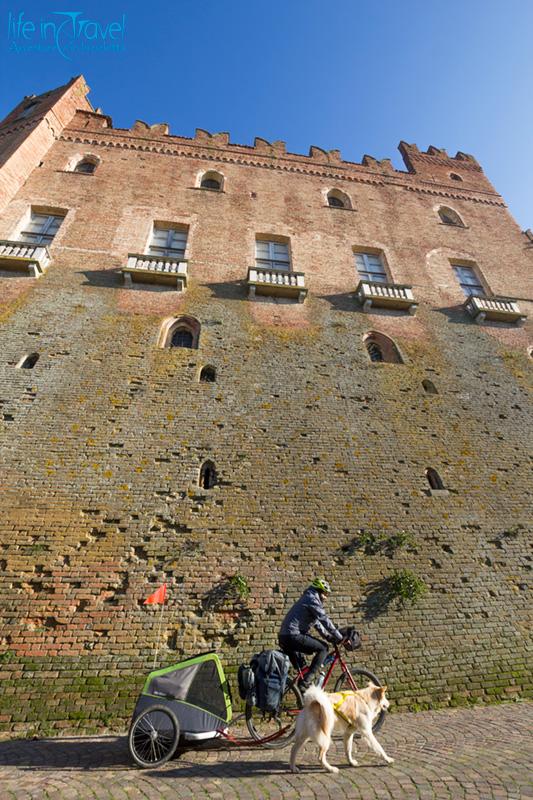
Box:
[422,379,438,394]
[426,468,444,490]
[449,173,463,182]
[438,206,464,226]
[363,332,403,364]
[199,365,216,383]
[327,189,351,209]
[171,328,193,348]
[200,171,223,191]
[16,352,39,369]
[159,316,201,349]
[74,158,97,175]
[199,460,217,489]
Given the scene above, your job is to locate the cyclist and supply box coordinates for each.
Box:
[278,578,343,690]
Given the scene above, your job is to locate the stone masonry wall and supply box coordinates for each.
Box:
[0,89,531,734]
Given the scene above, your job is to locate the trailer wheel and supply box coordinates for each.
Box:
[128,705,180,768]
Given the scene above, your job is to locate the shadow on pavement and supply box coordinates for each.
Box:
[0,736,131,770]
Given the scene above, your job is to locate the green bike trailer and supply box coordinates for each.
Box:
[131,651,232,740]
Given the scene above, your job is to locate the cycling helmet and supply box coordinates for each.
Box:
[311,577,332,594]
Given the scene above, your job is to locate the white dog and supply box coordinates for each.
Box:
[290,683,394,774]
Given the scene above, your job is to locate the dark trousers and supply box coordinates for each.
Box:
[278,633,328,679]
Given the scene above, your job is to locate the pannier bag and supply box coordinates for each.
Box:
[237,663,256,703]
[250,649,290,714]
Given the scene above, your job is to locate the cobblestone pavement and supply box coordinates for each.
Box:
[1,703,532,799]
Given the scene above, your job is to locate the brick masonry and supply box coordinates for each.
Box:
[0,77,531,735]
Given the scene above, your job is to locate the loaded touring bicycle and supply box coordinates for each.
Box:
[128,635,386,768]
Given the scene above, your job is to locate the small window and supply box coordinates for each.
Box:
[363,331,403,364]
[199,365,216,383]
[438,207,464,226]
[199,460,217,489]
[327,189,351,209]
[422,379,438,394]
[355,252,387,283]
[148,224,188,259]
[426,468,444,490]
[171,328,193,348]
[74,158,97,175]
[19,211,64,246]
[450,173,463,182]
[255,239,291,271]
[452,264,485,297]
[200,171,223,191]
[160,315,201,349]
[16,352,39,369]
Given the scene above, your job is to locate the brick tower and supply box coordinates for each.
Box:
[0,76,531,733]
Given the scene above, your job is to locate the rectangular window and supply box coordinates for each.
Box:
[148,225,188,259]
[255,239,291,271]
[19,212,64,245]
[452,264,485,297]
[355,252,387,283]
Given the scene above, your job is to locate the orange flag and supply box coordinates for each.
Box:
[144,583,167,605]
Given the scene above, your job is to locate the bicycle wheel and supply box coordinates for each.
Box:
[128,704,180,768]
[333,667,386,734]
[245,680,303,749]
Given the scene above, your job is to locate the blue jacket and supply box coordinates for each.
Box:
[279,587,343,642]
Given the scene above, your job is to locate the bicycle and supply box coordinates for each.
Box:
[245,637,385,749]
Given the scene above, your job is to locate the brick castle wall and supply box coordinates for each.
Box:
[0,79,531,734]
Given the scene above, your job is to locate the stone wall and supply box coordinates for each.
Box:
[0,84,531,734]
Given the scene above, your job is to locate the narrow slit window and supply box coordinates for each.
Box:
[426,468,444,490]
[422,379,438,394]
[199,460,217,489]
[17,352,39,369]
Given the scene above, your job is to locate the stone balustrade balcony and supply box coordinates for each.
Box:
[464,295,527,325]
[0,240,50,278]
[356,279,418,314]
[247,266,308,303]
[123,254,188,290]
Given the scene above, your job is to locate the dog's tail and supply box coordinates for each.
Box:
[302,685,335,738]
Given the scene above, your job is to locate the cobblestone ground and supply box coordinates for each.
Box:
[1,703,532,799]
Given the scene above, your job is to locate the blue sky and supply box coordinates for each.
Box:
[1,0,532,229]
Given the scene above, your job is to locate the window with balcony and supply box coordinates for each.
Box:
[355,252,387,283]
[19,211,64,246]
[255,239,291,271]
[148,225,188,259]
[452,264,485,297]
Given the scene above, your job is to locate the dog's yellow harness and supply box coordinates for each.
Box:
[332,691,356,725]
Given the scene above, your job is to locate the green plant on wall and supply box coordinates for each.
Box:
[229,573,250,600]
[389,569,427,605]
